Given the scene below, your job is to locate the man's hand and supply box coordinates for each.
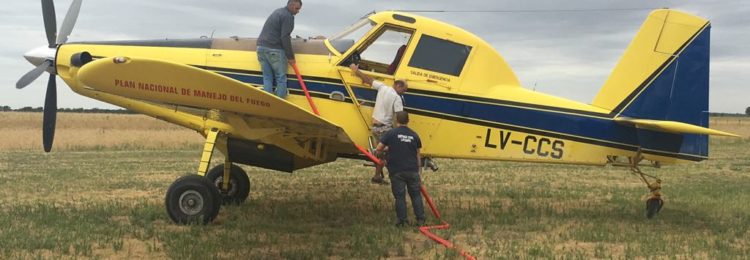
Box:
[349,63,374,85]
[374,143,386,159]
[288,59,296,66]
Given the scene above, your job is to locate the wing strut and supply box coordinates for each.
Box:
[292,64,382,165]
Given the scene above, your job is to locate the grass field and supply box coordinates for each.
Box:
[0,112,748,259]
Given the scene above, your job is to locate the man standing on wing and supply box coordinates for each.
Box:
[349,63,408,184]
[375,111,425,227]
[257,0,302,98]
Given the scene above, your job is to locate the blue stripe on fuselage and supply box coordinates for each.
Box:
[218,71,351,98]
[209,70,698,160]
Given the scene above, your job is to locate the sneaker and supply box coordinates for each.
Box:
[363,162,376,167]
[425,158,439,172]
[415,219,426,227]
[371,176,386,184]
[395,221,409,228]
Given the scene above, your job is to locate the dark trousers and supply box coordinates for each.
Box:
[389,171,425,223]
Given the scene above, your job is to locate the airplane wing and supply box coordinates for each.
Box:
[614,117,739,137]
[77,57,357,171]
[78,57,337,127]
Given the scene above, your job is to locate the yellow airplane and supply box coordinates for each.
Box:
[17,0,737,224]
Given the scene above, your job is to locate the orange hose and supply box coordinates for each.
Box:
[291,64,320,115]
[354,144,382,166]
[293,65,473,259]
[419,185,476,260]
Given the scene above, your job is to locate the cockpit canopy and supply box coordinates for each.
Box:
[325,11,520,94]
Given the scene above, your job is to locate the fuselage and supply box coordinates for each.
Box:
[52,11,712,169]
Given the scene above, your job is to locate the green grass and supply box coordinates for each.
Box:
[0,138,748,258]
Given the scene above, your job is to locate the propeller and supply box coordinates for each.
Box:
[17,0,83,152]
[43,74,57,152]
[41,0,57,48]
[16,61,51,89]
[57,0,82,45]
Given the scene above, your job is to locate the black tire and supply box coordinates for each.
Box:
[646,198,664,219]
[205,164,250,205]
[165,175,222,224]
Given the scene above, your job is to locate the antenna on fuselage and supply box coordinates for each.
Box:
[394,7,664,13]
[360,10,376,19]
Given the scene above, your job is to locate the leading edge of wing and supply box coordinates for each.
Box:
[77,56,342,128]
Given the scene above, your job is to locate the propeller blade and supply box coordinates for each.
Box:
[43,73,57,152]
[16,61,51,89]
[56,0,82,45]
[41,0,57,47]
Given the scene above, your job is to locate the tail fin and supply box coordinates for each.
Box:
[593,9,715,159]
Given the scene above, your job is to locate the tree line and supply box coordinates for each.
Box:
[0,106,134,114]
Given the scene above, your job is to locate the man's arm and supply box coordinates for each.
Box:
[417,148,422,169]
[393,97,404,113]
[349,64,374,86]
[416,134,422,171]
[375,142,386,154]
[281,15,295,64]
[374,142,386,158]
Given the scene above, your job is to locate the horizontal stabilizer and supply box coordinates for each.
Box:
[614,117,739,137]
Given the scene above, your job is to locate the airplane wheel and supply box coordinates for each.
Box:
[646,197,664,219]
[165,175,222,224]
[205,164,250,205]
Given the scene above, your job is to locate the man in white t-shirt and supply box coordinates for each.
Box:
[349,64,408,184]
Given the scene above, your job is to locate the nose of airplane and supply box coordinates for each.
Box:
[23,45,57,67]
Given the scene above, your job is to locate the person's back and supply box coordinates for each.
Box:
[376,111,425,227]
[256,0,302,99]
[382,126,420,174]
[257,7,294,54]
[372,81,403,128]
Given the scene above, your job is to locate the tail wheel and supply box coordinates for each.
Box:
[165,175,222,224]
[205,164,250,205]
[646,197,664,219]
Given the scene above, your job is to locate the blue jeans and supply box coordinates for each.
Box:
[389,171,425,223]
[257,46,288,98]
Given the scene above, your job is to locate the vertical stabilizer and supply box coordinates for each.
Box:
[593,9,710,115]
[594,9,712,158]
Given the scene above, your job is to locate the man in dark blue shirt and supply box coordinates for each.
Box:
[375,111,425,227]
[257,0,302,99]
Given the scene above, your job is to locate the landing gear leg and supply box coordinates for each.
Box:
[630,152,664,219]
[165,128,224,224]
[205,160,251,205]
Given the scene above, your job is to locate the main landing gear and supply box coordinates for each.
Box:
[165,175,222,224]
[165,128,250,224]
[205,163,250,205]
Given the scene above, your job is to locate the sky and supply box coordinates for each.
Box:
[1,0,747,113]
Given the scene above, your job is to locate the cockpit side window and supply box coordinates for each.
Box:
[340,26,414,75]
[328,19,375,54]
[408,35,472,76]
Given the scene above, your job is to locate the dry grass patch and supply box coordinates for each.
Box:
[0,114,748,258]
[0,112,203,151]
[710,116,750,138]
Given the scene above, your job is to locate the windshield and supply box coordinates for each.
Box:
[327,18,376,54]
